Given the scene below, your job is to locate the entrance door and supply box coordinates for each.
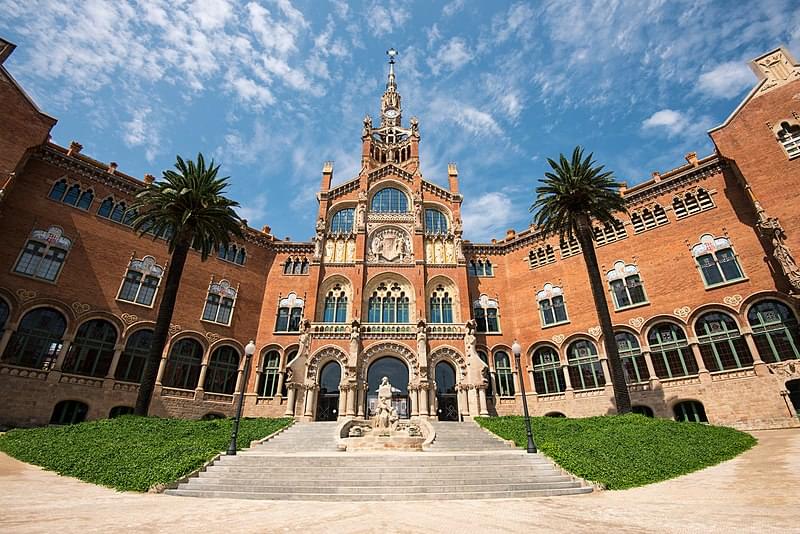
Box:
[316,361,341,421]
[366,357,410,418]
[787,379,800,416]
[435,361,459,421]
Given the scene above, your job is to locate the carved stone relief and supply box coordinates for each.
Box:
[367,227,413,264]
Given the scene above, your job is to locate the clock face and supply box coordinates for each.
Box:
[384,108,398,119]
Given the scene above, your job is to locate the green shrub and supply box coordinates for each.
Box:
[0,416,292,492]
[476,414,756,489]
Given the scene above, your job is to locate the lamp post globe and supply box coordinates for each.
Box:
[228,339,256,455]
[512,339,537,454]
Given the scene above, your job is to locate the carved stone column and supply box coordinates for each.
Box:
[284,384,297,416]
[195,363,208,393]
[409,385,419,417]
[0,325,15,358]
[418,383,430,417]
[356,383,366,418]
[346,384,356,416]
[51,335,74,371]
[274,371,285,398]
[690,342,711,383]
[599,358,613,391]
[337,385,347,418]
[478,386,488,416]
[105,343,125,380]
[457,385,468,417]
[303,386,317,418]
[561,364,575,399]
[527,367,537,395]
[429,385,438,417]
[155,357,168,385]
[642,350,661,388]
[743,332,768,375]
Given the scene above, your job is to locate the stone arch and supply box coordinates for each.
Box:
[368,178,413,203]
[425,275,461,323]
[688,304,743,334]
[316,274,354,322]
[17,298,73,333]
[642,313,689,333]
[0,287,17,324]
[429,345,467,380]
[74,311,125,340]
[741,290,800,321]
[527,341,563,365]
[306,345,348,384]
[207,338,245,368]
[360,341,418,382]
[121,319,156,338]
[363,272,416,321]
[165,331,208,362]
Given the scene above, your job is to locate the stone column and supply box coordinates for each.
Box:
[0,324,15,358]
[105,343,125,380]
[346,385,356,416]
[409,385,419,417]
[527,367,537,394]
[419,384,430,417]
[600,358,613,388]
[233,367,244,394]
[303,386,316,418]
[356,384,365,417]
[469,386,481,416]
[155,357,168,385]
[51,335,74,371]
[690,342,711,383]
[478,386,488,416]
[284,385,297,416]
[743,333,768,375]
[275,371,286,398]
[561,364,574,398]
[642,350,661,388]
[337,386,346,418]
[195,363,209,393]
[431,386,438,416]
[457,385,468,418]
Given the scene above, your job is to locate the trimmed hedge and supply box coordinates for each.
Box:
[476,414,756,489]
[0,416,292,492]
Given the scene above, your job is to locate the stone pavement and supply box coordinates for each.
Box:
[0,429,798,533]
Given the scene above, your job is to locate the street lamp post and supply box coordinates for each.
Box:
[227,339,256,456]
[512,339,537,453]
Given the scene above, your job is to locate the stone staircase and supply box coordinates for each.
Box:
[165,420,591,500]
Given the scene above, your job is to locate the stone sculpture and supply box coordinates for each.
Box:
[374,376,398,435]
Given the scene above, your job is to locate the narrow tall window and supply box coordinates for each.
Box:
[366,282,410,323]
[98,197,114,218]
[77,189,94,210]
[162,338,204,390]
[117,255,164,307]
[428,284,453,323]
[566,340,605,390]
[275,292,304,331]
[695,312,753,372]
[425,209,449,234]
[48,179,67,201]
[647,323,697,379]
[330,208,355,233]
[202,279,238,326]
[536,284,568,327]
[62,319,118,378]
[115,329,153,383]
[532,346,565,394]
[323,284,348,323]
[473,295,500,333]
[691,234,745,287]
[204,345,240,395]
[494,351,515,397]
[607,261,647,310]
[63,184,81,206]
[258,350,281,397]
[616,331,649,384]
[747,300,800,363]
[14,226,72,282]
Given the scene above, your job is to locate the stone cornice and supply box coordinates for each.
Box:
[37,144,143,196]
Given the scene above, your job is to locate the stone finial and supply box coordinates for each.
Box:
[448,162,458,176]
[143,173,155,184]
[261,225,271,234]
[685,152,699,167]
[505,228,516,241]
[67,141,83,156]
[651,171,661,182]
[108,162,118,174]
[750,47,800,95]
[322,161,334,173]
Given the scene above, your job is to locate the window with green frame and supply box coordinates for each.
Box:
[204,345,240,395]
[494,351,515,397]
[691,234,745,287]
[532,346,566,394]
[162,338,204,390]
[62,319,118,378]
[747,300,799,363]
[695,312,753,372]
[370,187,408,213]
[424,209,448,234]
[674,400,708,423]
[647,323,698,379]
[566,340,605,390]
[615,331,649,384]
[606,261,647,309]
[258,350,281,397]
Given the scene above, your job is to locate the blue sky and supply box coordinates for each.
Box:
[2,0,799,242]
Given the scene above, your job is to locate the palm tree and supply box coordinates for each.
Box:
[131,153,243,416]
[530,146,632,414]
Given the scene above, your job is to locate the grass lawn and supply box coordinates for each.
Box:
[477,414,756,489]
[0,416,292,492]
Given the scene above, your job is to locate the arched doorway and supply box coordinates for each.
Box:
[787,379,800,415]
[435,361,459,421]
[316,361,341,421]
[367,357,410,419]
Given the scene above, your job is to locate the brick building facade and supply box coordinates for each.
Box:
[1,40,799,430]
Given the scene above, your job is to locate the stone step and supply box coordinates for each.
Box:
[165,487,593,500]
[214,458,554,468]
[180,480,583,494]
[195,473,572,484]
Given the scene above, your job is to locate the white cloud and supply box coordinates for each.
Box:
[237,193,268,225]
[697,61,754,99]
[641,109,688,136]
[442,0,464,17]
[430,38,473,75]
[122,107,160,163]
[193,0,234,30]
[458,106,503,136]
[365,2,410,36]
[461,192,515,242]
[225,72,275,108]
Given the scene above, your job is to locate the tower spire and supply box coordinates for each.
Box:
[381,48,401,126]
[386,48,397,92]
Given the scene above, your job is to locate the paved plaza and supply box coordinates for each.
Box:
[0,429,798,533]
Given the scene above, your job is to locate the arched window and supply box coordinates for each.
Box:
[473,295,500,333]
[528,244,556,269]
[695,312,753,371]
[468,258,494,277]
[567,340,605,390]
[559,236,581,258]
[77,189,94,210]
[607,261,647,309]
[691,234,745,287]
[14,226,72,282]
[203,279,238,326]
[424,209,448,234]
[494,351,515,397]
[536,284,568,327]
[545,412,566,418]
[50,400,88,425]
[117,256,164,307]
[275,293,304,331]
[631,204,669,233]
[632,405,654,417]
[593,219,627,246]
[62,319,118,377]
[747,300,799,362]
[647,323,697,379]
[162,338,204,390]
[2,307,66,369]
[258,350,281,397]
[98,197,114,218]
[674,400,708,423]
[776,121,800,158]
[115,329,153,383]
[202,412,225,420]
[204,345,240,395]
[63,184,81,206]
[367,282,409,323]
[371,187,408,213]
[330,208,355,233]
[616,331,649,384]
[110,201,126,222]
[49,179,67,201]
[532,346,565,394]
[478,350,493,397]
[0,299,9,331]
[323,284,348,323]
[235,248,246,265]
[283,257,309,275]
[673,189,714,219]
[429,284,453,323]
[109,406,134,418]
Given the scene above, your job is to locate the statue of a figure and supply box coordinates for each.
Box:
[349,319,361,356]
[464,319,478,360]
[315,217,326,234]
[454,234,465,261]
[356,203,366,228]
[414,202,423,228]
[454,217,463,234]
[297,320,312,359]
[312,233,323,260]
[285,368,294,384]
[362,115,373,137]
[370,233,383,257]
[395,235,406,258]
[416,320,427,358]
[773,234,799,273]
[374,376,398,434]
[410,116,419,137]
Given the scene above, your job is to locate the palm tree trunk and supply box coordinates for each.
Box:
[134,239,191,416]
[574,215,632,414]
